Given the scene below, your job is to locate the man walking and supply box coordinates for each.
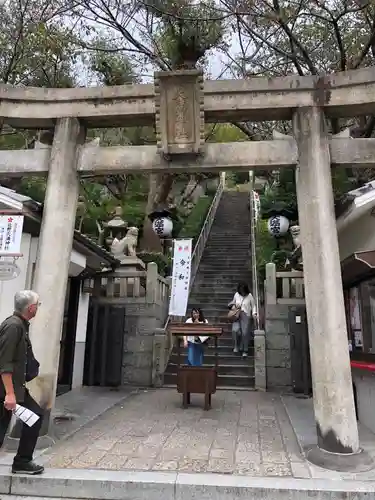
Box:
[0,290,44,474]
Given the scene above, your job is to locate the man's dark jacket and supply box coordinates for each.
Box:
[0,314,39,402]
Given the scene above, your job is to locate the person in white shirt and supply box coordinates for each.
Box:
[228,282,257,357]
[184,308,208,366]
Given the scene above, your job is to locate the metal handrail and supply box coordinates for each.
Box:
[189,173,225,289]
[249,171,260,330]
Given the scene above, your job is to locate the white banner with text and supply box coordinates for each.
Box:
[0,215,24,255]
[168,239,193,317]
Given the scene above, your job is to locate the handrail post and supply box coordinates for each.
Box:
[146,262,158,303]
[265,263,277,305]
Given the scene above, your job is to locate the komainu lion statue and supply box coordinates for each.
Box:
[110,227,139,261]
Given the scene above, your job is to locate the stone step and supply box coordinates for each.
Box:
[196,270,249,275]
[212,212,249,216]
[199,255,250,261]
[191,280,240,286]
[187,306,232,314]
[177,337,246,348]
[199,259,249,265]
[192,281,250,288]
[210,219,250,224]
[208,225,250,230]
[204,239,250,244]
[202,247,250,252]
[165,361,254,377]
[201,248,250,253]
[169,353,254,365]
[163,372,255,388]
[195,270,249,276]
[204,239,250,242]
[1,467,374,500]
[205,231,250,236]
[171,344,254,356]
[198,261,250,266]
[189,290,234,297]
[188,298,233,306]
[203,243,250,249]
[199,263,249,268]
[193,274,251,280]
[192,287,249,293]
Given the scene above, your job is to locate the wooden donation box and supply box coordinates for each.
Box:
[169,323,223,410]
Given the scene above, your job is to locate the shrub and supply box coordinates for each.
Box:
[137,251,171,277]
[179,195,213,246]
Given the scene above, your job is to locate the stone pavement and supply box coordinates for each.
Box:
[35,388,375,482]
[1,389,375,500]
[42,389,300,476]
[283,394,375,480]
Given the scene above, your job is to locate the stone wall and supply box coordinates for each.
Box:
[264,262,306,392]
[122,298,168,387]
[265,304,292,391]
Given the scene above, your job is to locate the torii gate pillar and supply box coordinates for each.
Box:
[28,118,85,437]
[293,107,371,471]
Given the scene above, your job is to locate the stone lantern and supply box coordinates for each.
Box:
[104,206,128,248]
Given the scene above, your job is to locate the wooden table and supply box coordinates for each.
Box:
[169,323,223,410]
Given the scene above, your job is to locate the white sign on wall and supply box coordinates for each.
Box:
[168,239,192,317]
[0,215,24,255]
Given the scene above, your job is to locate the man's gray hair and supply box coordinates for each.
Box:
[14,290,39,313]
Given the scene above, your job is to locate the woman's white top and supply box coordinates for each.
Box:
[230,292,257,317]
[185,318,209,343]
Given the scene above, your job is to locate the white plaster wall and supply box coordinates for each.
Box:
[0,233,32,322]
[338,210,375,261]
[27,237,87,283]
[69,249,86,277]
[71,290,90,388]
[1,232,89,389]
[352,370,375,434]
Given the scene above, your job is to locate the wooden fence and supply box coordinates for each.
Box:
[83,262,169,303]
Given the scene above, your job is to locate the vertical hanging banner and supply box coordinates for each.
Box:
[0,215,24,255]
[168,239,192,317]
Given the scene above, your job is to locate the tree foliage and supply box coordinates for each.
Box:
[0,0,78,87]
[1,0,375,253]
[142,0,227,68]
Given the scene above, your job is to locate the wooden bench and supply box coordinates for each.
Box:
[169,323,223,410]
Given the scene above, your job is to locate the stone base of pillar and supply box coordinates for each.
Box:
[306,445,373,473]
[3,432,55,452]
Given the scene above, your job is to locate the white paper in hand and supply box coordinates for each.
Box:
[14,404,40,427]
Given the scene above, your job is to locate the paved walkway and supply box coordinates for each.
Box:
[42,390,300,476]
[37,388,375,481]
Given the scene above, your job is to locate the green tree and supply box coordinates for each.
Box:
[143,0,226,69]
[71,0,227,250]
[0,0,79,190]
[198,1,375,222]
[0,0,74,87]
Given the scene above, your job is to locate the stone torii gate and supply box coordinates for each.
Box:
[1,67,375,470]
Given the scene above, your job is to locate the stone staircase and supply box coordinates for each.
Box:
[164,191,255,389]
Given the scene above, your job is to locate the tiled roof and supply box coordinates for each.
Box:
[73,231,118,265]
[0,185,41,207]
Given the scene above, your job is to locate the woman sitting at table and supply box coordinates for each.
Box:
[183,308,208,366]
